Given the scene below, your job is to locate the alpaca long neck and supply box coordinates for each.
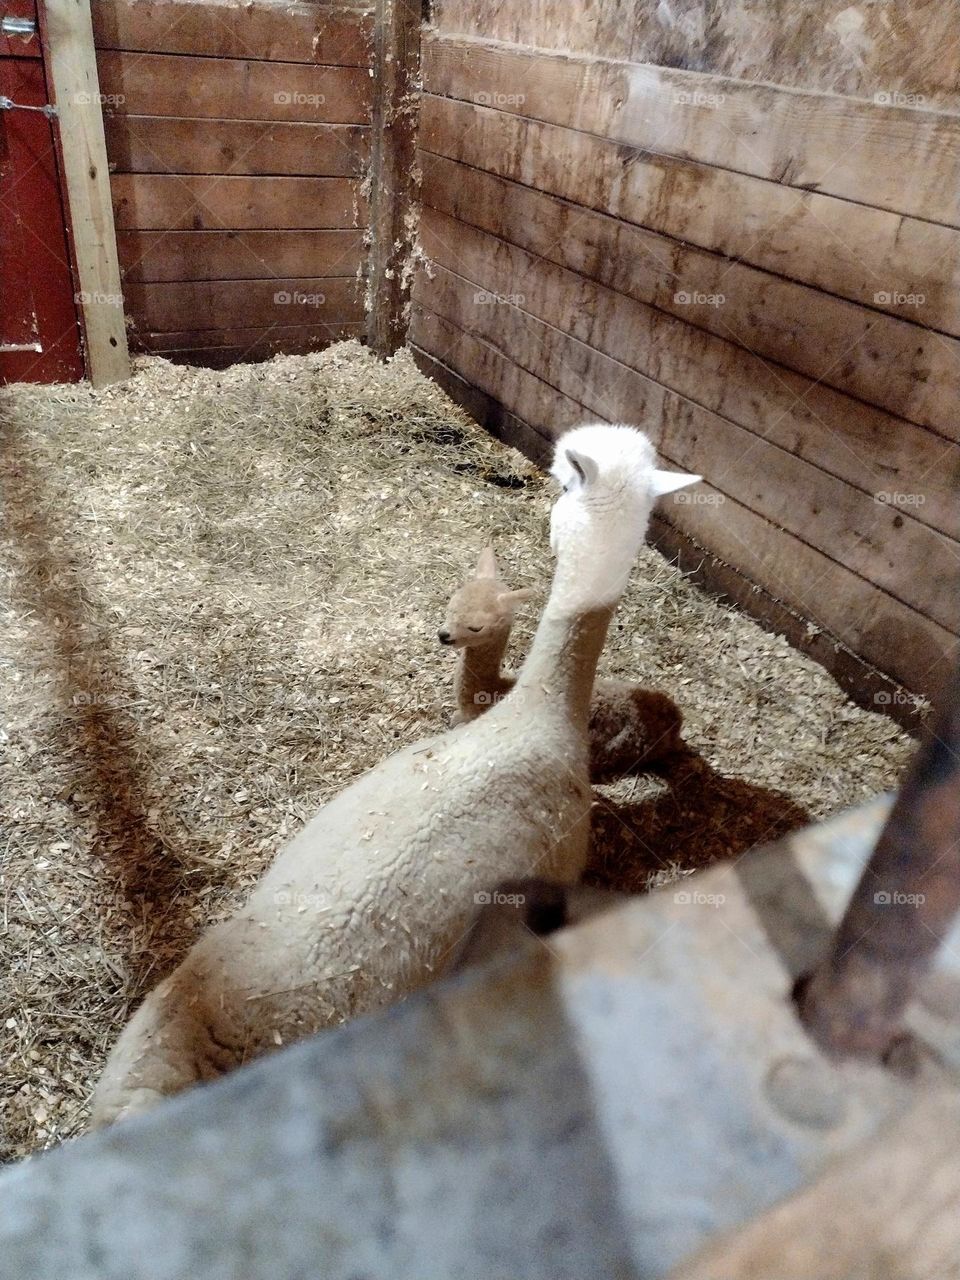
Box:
[457,629,510,702]
[512,596,614,729]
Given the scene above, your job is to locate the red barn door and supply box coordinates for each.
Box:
[0,0,83,384]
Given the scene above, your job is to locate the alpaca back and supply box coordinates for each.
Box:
[235,712,591,1036]
[92,706,593,1126]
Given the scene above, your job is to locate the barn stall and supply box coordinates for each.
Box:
[1,0,959,1273]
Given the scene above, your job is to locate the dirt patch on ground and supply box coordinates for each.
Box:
[0,342,912,1159]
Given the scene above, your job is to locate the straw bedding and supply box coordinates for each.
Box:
[0,341,912,1160]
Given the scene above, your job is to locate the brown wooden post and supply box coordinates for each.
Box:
[39,0,130,386]
[365,0,423,357]
[799,659,960,1056]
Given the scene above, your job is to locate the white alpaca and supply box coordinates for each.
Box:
[92,425,699,1125]
[440,545,685,777]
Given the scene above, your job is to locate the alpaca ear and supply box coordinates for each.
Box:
[651,469,701,496]
[498,587,537,607]
[474,544,499,580]
[565,447,599,490]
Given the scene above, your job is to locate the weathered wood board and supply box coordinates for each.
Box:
[420,174,960,535]
[423,36,960,227]
[117,229,365,283]
[414,245,960,636]
[92,0,374,67]
[103,118,369,177]
[432,0,960,112]
[142,321,366,368]
[97,51,372,123]
[110,175,365,231]
[416,198,960,545]
[125,277,363,333]
[420,97,960,350]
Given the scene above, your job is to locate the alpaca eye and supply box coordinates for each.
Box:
[467,626,483,633]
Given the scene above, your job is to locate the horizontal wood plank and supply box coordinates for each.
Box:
[110,174,366,230]
[411,303,957,697]
[431,0,960,112]
[413,255,960,635]
[124,276,363,332]
[97,50,372,123]
[104,117,369,176]
[141,320,365,352]
[417,190,960,540]
[92,0,374,66]
[423,35,960,227]
[138,320,365,366]
[413,343,930,732]
[420,97,960,344]
[117,228,364,282]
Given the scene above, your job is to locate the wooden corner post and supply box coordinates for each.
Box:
[365,0,423,357]
[40,0,130,386]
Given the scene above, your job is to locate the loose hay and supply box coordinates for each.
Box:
[0,342,912,1160]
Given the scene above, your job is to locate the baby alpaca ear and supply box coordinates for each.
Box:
[475,543,499,580]
[498,587,537,607]
[565,448,599,490]
[650,469,701,496]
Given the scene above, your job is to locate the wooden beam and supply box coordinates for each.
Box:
[423,34,960,228]
[91,0,374,68]
[40,0,129,386]
[96,50,371,124]
[109,174,366,231]
[365,0,423,356]
[432,0,960,113]
[102,118,370,178]
[117,229,365,284]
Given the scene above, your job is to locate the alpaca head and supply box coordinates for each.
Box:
[438,545,536,648]
[549,425,700,609]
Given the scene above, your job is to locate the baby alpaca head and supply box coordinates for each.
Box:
[549,425,700,608]
[438,545,536,648]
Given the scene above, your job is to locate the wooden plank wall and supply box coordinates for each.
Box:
[410,0,960,719]
[92,0,372,367]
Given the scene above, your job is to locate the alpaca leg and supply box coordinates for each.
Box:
[92,974,242,1126]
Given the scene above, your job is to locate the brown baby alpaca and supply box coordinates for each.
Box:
[439,546,684,781]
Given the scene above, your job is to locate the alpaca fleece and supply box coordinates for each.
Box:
[92,425,688,1124]
[443,549,685,778]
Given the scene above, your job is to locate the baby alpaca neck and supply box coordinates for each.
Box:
[455,628,511,714]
